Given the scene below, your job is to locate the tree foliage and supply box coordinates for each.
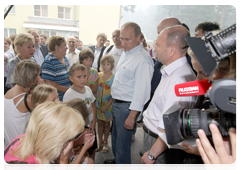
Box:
[122,5,137,13]
[120,5,236,44]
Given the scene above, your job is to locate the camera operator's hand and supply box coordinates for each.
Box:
[196,123,236,164]
[181,143,200,156]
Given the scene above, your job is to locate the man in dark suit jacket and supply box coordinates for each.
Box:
[89,33,107,72]
[27,29,49,66]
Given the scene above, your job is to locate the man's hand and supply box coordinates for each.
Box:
[196,123,236,164]
[124,110,139,130]
[124,115,135,130]
[141,151,155,164]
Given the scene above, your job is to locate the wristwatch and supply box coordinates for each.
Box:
[148,151,157,161]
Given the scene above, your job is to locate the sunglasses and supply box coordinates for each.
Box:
[74,132,83,140]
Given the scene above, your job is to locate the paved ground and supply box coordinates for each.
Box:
[94,123,144,164]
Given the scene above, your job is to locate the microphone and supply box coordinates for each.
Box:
[175,79,212,96]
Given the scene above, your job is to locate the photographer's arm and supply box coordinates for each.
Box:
[181,143,200,156]
[141,136,168,164]
[196,123,236,164]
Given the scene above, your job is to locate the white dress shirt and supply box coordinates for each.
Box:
[103,46,124,74]
[34,45,44,66]
[143,57,198,134]
[111,43,154,112]
[92,45,103,70]
[66,49,80,67]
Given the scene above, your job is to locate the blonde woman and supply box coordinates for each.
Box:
[5,33,37,89]
[4,60,41,148]
[4,102,85,164]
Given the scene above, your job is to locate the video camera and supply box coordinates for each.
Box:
[163,24,236,145]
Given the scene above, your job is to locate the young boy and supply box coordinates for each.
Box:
[63,63,97,160]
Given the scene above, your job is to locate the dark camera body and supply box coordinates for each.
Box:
[162,24,236,146]
[163,104,236,145]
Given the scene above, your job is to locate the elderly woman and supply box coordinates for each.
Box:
[4,60,41,148]
[41,36,71,101]
[5,33,36,89]
[4,102,85,164]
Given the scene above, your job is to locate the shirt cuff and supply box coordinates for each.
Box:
[129,101,143,112]
[158,132,197,149]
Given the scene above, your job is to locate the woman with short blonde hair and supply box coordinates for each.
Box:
[5,102,85,164]
[6,33,36,89]
[4,60,41,148]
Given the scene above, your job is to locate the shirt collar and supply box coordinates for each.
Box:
[95,45,103,51]
[161,56,188,76]
[37,44,41,49]
[67,49,77,54]
[124,43,142,55]
[112,46,123,55]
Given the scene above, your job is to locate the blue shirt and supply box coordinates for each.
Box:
[41,54,71,101]
[111,44,154,112]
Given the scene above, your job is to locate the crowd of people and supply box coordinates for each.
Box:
[4,17,236,164]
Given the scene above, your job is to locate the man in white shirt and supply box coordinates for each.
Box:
[89,33,107,72]
[66,36,80,67]
[141,25,198,164]
[109,22,154,164]
[102,29,124,74]
[27,29,49,66]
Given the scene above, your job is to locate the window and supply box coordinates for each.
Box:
[58,6,71,19]
[38,30,57,39]
[4,28,16,37]
[4,5,15,14]
[34,5,48,17]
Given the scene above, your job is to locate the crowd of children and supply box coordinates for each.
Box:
[4,37,116,164]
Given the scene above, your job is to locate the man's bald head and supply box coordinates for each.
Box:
[157,17,181,34]
[163,25,190,56]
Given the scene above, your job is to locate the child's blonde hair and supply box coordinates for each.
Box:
[31,84,58,108]
[100,54,115,71]
[69,63,87,77]
[64,98,89,121]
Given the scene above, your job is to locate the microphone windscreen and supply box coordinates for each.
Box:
[175,79,212,96]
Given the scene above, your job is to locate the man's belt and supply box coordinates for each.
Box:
[113,99,131,104]
[143,124,158,139]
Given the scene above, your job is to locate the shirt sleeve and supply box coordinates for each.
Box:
[129,62,154,112]
[157,79,198,130]
[6,60,17,88]
[41,60,56,81]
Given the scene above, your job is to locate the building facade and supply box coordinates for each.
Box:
[4,5,121,46]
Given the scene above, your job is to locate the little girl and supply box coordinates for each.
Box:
[95,54,115,153]
[79,48,99,94]
[65,98,95,164]
[31,84,60,108]
[23,84,60,130]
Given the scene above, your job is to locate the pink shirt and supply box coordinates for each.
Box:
[4,134,38,164]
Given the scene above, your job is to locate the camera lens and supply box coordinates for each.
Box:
[182,108,236,138]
